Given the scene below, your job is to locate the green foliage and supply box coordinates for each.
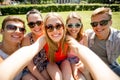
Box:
[0,4,120,15]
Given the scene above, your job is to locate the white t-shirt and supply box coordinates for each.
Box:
[0,50,9,59]
[0,49,22,80]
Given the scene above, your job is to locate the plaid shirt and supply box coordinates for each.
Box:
[86,28,120,64]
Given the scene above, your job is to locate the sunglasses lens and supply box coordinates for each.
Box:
[68,24,73,28]
[91,22,98,27]
[68,23,81,28]
[28,22,35,28]
[46,24,54,32]
[6,24,25,33]
[100,20,109,26]
[75,23,81,28]
[36,21,42,26]
[56,23,62,30]
[6,25,17,31]
[46,23,63,32]
[19,28,25,33]
[28,21,42,28]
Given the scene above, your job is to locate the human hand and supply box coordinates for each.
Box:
[66,35,81,56]
[32,35,46,52]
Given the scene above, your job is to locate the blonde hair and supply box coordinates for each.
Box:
[66,12,84,42]
[44,12,66,62]
[91,7,112,20]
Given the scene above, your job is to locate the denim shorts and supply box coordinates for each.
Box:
[110,61,120,76]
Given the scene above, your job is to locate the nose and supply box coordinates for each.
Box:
[53,28,57,32]
[15,28,22,33]
[15,28,20,32]
[96,23,101,28]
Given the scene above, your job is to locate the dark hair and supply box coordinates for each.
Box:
[2,16,25,30]
[26,9,42,21]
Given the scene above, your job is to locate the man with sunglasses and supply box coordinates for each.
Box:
[86,7,120,76]
[0,16,26,80]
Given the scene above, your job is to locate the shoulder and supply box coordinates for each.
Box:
[110,28,120,38]
[85,29,95,38]
[21,33,31,46]
[85,29,94,35]
[0,50,8,59]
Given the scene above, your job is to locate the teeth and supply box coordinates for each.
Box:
[13,35,19,38]
[34,29,40,32]
[53,34,59,37]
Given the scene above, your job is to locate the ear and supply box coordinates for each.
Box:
[109,19,112,26]
[0,29,4,34]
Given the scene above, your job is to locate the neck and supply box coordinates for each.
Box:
[32,33,42,41]
[1,41,19,55]
[97,29,110,40]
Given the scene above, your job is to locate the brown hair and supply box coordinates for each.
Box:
[44,12,66,62]
[91,7,112,20]
[66,12,84,42]
[1,16,25,30]
[26,9,43,21]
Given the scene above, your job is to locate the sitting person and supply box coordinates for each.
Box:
[0,15,26,80]
[0,35,119,80]
[86,7,120,76]
[22,9,50,80]
[66,12,92,80]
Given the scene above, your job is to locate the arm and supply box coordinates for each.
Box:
[27,61,45,80]
[67,36,120,80]
[22,34,45,80]
[0,56,3,63]
[0,35,46,80]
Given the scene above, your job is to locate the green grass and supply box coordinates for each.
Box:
[0,11,120,41]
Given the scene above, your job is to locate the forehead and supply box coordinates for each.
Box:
[91,13,109,21]
[28,14,42,21]
[5,21,24,27]
[67,18,80,23]
[46,16,62,25]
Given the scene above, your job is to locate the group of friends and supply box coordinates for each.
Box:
[0,7,120,80]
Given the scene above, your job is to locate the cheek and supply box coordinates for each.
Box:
[47,32,52,39]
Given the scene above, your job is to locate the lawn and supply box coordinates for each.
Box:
[0,11,120,41]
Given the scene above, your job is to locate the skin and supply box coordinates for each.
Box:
[2,21,24,44]
[0,35,119,80]
[91,13,112,40]
[0,35,46,80]
[67,18,91,80]
[46,16,64,43]
[22,13,50,80]
[67,36,120,80]
[45,14,74,80]
[67,18,81,39]
[27,13,43,37]
[1,21,24,55]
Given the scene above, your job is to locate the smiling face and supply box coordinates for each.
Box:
[2,21,25,43]
[27,13,43,36]
[91,13,112,39]
[46,16,64,43]
[67,18,81,39]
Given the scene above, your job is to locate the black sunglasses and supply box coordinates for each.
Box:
[28,20,43,28]
[5,24,25,33]
[45,23,63,32]
[90,19,110,27]
[67,23,82,28]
